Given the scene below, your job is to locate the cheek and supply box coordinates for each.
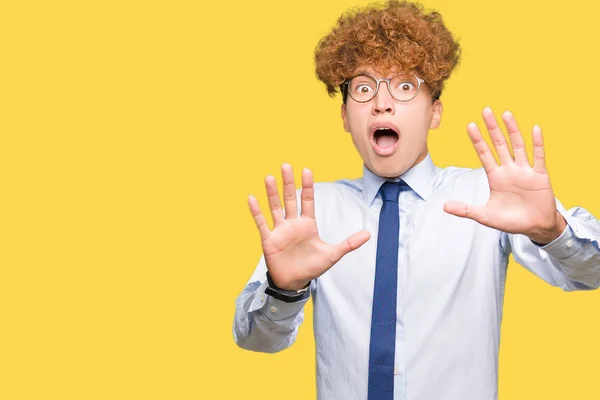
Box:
[344,111,357,131]
[398,105,433,137]
[344,105,369,130]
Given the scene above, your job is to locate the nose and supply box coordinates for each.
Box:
[372,81,395,115]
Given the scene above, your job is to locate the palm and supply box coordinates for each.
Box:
[445,108,563,240]
[262,217,336,285]
[483,164,555,233]
[248,164,370,290]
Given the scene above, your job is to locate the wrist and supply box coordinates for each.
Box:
[265,271,311,303]
[527,211,567,245]
[281,281,311,291]
[268,272,310,291]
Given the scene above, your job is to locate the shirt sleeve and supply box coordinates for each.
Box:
[232,254,311,353]
[501,199,600,291]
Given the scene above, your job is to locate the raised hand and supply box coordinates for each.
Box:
[248,164,371,291]
[444,107,567,244]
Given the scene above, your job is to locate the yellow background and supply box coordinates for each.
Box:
[1,0,599,399]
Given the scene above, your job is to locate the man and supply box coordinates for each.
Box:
[233,1,600,399]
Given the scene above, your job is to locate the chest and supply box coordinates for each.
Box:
[315,193,506,309]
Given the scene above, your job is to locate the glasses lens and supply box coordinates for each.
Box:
[390,74,420,101]
[348,75,378,102]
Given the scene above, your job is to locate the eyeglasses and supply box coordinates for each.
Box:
[342,73,425,103]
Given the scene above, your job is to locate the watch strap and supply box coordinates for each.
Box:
[264,271,311,303]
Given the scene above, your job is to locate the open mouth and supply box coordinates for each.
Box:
[373,127,399,148]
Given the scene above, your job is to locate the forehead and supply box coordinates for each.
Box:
[353,64,415,78]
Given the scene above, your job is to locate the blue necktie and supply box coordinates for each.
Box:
[368,180,410,400]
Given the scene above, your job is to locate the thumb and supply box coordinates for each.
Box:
[330,230,371,265]
[444,201,490,226]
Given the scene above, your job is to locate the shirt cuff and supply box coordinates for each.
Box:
[537,224,583,261]
[248,279,310,321]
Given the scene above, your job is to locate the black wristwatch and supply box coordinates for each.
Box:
[264,271,311,303]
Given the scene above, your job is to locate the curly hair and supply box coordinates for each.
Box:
[314,0,461,101]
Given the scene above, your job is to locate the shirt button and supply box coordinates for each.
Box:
[270,306,278,313]
[566,240,573,249]
[394,367,398,375]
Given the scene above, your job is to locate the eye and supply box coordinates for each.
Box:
[355,84,374,94]
[398,82,415,91]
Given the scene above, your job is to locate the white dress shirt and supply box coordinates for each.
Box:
[233,154,600,400]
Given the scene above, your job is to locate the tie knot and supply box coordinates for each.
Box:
[379,180,410,203]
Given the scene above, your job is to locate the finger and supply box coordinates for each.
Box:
[532,124,547,173]
[300,168,315,219]
[501,110,529,167]
[443,201,490,227]
[248,195,271,241]
[467,122,498,174]
[330,230,371,265]
[265,175,284,227]
[281,163,298,219]
[482,107,514,165]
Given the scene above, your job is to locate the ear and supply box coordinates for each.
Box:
[341,103,350,132]
[430,100,443,129]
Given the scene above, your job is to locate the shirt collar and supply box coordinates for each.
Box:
[361,153,436,206]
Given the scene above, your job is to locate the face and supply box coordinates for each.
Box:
[341,67,443,179]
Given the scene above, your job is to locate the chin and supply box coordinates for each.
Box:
[368,158,410,179]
